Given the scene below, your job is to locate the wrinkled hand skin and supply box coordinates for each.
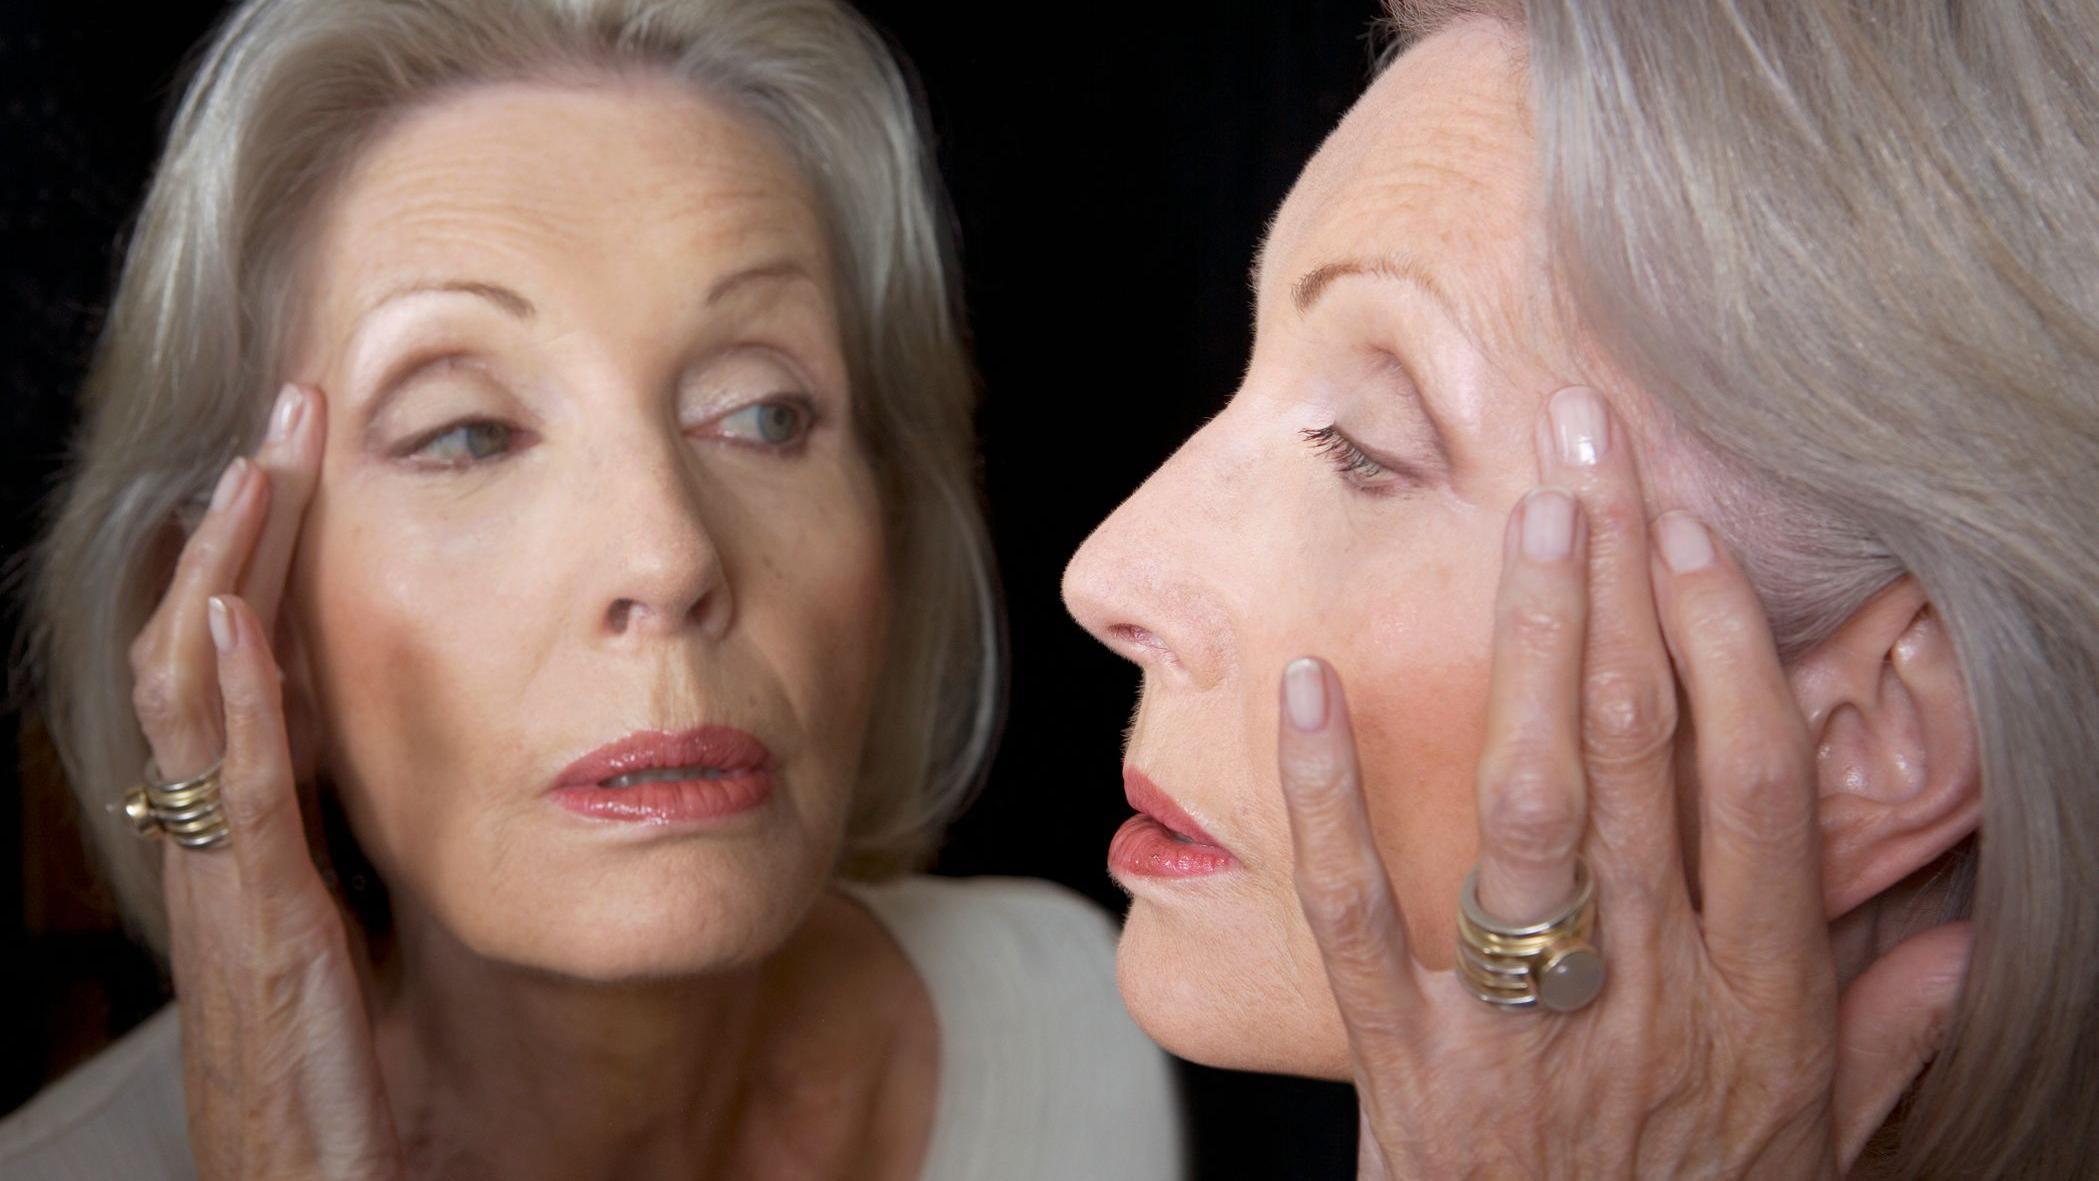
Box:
[1276,388,1971,1181]
[130,385,406,1181]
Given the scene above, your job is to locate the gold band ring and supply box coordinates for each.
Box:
[1455,858,1604,1013]
[122,757,232,850]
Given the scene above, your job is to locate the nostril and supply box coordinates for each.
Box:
[607,597,640,633]
[1109,623,1174,662]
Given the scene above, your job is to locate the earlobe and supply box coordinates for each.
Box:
[1789,579,1982,919]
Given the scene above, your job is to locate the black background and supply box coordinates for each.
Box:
[1,2,1386,1175]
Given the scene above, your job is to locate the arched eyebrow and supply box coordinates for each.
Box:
[1291,253,1460,318]
[363,279,536,322]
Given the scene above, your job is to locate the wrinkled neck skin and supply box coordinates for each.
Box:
[369,889,928,1181]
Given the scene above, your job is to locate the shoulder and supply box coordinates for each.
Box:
[0,1004,196,1181]
[845,875,1186,1181]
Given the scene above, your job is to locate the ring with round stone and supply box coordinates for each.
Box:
[1455,858,1605,1013]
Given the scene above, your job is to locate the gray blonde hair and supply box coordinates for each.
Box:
[1394,1,2099,1175]
[26,0,999,953]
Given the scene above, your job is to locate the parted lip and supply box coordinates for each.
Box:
[551,726,771,790]
[1124,767,1228,849]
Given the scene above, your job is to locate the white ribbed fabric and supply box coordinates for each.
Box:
[0,875,1184,1180]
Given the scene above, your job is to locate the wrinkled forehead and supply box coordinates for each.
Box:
[1259,20,1545,356]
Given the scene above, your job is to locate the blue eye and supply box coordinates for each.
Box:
[413,420,517,465]
[716,399,812,447]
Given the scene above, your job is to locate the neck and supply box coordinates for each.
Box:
[367,888,935,1181]
[374,908,773,1181]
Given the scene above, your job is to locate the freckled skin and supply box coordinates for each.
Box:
[1065,22,1645,1078]
[280,80,889,981]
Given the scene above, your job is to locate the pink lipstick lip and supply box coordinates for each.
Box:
[552,726,772,791]
[1123,767,1230,853]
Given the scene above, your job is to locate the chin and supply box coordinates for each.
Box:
[1114,889,1353,1079]
[416,822,839,983]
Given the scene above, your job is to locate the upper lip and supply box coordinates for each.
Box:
[1124,767,1227,849]
[552,726,772,790]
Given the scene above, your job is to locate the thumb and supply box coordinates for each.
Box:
[1831,920,1973,1168]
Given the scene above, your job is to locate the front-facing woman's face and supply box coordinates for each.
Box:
[1066,21,1606,1075]
[283,80,888,980]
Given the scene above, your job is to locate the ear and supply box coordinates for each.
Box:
[1788,577,1981,920]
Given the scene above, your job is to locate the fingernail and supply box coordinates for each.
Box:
[208,458,249,514]
[1548,386,1608,467]
[267,383,305,445]
[1521,488,1576,560]
[1656,512,1715,572]
[207,596,236,653]
[1283,658,1327,732]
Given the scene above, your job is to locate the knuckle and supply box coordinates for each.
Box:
[1481,766,1583,865]
[1682,597,1763,662]
[1294,869,1391,947]
[1705,750,1813,838]
[1501,603,1575,658]
[1281,742,1354,795]
[131,666,200,732]
[1581,664,1678,766]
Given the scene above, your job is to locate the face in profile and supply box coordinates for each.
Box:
[1066,21,1616,1076]
[280,80,889,980]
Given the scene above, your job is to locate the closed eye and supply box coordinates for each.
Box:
[1302,424,1418,496]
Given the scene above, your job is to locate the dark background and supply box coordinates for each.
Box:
[1,2,1387,1175]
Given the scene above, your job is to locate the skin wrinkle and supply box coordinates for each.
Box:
[265,77,930,1179]
[1064,19,1649,1079]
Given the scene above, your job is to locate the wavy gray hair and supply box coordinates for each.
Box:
[1392,1,2099,1176]
[25,0,999,952]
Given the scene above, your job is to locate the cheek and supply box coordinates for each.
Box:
[737,465,890,759]
[292,492,537,880]
[1312,512,1498,969]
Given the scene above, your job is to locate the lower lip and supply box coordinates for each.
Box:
[549,771,773,825]
[1109,815,1238,878]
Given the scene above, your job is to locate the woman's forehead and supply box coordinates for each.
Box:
[302,81,831,341]
[1259,20,1534,326]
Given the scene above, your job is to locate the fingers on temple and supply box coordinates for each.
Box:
[209,594,319,901]
[1473,488,1589,925]
[1647,512,1827,989]
[1534,388,1681,886]
[1277,657,1426,1049]
[130,456,273,781]
[238,383,327,633]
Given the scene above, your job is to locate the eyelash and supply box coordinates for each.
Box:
[1301,425,1412,496]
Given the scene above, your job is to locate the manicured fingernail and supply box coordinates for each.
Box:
[1521,488,1576,560]
[1656,512,1715,572]
[1283,658,1327,732]
[207,596,235,653]
[208,458,249,514]
[267,383,304,444]
[1548,386,1609,467]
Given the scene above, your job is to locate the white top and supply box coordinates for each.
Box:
[0,875,1185,1180]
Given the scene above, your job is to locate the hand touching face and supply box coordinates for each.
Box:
[1064,20,1651,1074]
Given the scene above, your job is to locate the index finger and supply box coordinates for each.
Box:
[238,383,326,631]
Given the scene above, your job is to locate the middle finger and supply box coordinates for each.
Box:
[1533,386,1683,908]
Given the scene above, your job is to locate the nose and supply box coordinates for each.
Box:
[589,436,731,643]
[1062,420,1237,690]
